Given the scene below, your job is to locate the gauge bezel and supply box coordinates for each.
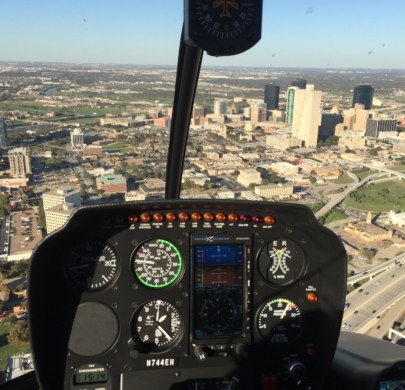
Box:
[131,238,184,289]
[256,298,304,346]
[64,238,120,292]
[257,237,307,287]
[129,300,185,354]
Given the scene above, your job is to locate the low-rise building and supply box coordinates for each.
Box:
[96,175,127,194]
[240,191,263,201]
[83,145,103,156]
[237,169,261,187]
[388,210,405,227]
[271,162,299,176]
[139,178,166,197]
[266,134,302,151]
[255,183,294,199]
[125,191,146,202]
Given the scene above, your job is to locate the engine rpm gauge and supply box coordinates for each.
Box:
[130,300,183,352]
[65,240,118,291]
[258,238,305,285]
[132,239,183,288]
[257,298,302,344]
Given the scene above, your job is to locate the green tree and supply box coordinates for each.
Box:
[248,183,256,191]
[309,176,316,184]
[7,322,29,344]
[360,248,374,260]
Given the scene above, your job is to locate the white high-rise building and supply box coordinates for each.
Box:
[70,128,84,147]
[292,85,322,147]
[214,100,228,115]
[9,147,31,177]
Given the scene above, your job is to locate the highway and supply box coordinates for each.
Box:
[314,172,378,218]
[362,163,405,180]
[347,252,405,284]
[343,263,405,333]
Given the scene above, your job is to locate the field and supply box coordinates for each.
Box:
[0,324,30,372]
[103,141,134,153]
[331,172,355,184]
[344,180,405,212]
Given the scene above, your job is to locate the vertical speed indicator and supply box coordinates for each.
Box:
[132,239,183,288]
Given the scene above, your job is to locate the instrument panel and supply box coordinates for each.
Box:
[28,200,347,390]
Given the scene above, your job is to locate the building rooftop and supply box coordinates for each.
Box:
[6,353,34,382]
[96,175,126,184]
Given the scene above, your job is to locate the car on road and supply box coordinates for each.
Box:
[344,303,350,310]
[365,292,369,295]
[358,289,363,293]
[354,311,358,314]
[377,325,381,329]
[372,310,376,314]
[392,275,395,277]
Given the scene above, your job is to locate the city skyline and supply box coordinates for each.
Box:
[0,0,404,68]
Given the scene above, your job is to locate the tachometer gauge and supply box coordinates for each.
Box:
[132,239,183,288]
[65,240,118,291]
[257,298,302,344]
[130,300,184,352]
[258,238,305,285]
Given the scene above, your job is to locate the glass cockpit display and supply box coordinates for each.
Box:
[194,244,244,339]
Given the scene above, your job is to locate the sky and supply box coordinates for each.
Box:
[0,0,404,69]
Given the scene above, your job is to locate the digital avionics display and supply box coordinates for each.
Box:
[380,380,405,390]
[74,372,108,384]
[194,244,243,339]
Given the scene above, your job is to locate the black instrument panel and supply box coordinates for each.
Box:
[28,200,346,390]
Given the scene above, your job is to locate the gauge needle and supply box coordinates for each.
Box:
[135,260,155,264]
[280,304,290,319]
[156,324,172,341]
[70,264,89,270]
[156,304,160,323]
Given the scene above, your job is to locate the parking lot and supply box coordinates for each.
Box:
[9,209,43,258]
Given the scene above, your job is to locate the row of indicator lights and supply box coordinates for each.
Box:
[125,213,275,225]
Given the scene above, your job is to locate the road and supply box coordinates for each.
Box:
[343,264,405,333]
[362,163,405,180]
[347,252,405,284]
[315,172,377,218]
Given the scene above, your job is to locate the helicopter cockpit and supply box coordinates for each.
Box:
[0,1,404,390]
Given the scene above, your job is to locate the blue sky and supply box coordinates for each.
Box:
[0,0,404,68]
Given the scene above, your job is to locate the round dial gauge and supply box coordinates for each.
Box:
[257,299,302,344]
[196,1,256,38]
[131,300,183,352]
[201,296,236,331]
[258,238,305,285]
[132,239,183,288]
[65,240,118,291]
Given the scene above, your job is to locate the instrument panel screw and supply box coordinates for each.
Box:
[132,284,138,290]
[177,240,183,245]
[67,352,70,356]
[106,364,111,368]
[300,239,306,245]
[182,352,187,357]
[255,233,259,237]
[132,302,137,308]
[113,349,118,353]
[286,228,293,233]
[299,281,305,287]
[177,345,182,350]
[258,281,263,287]
[112,303,118,309]
[182,292,188,297]
[259,239,264,244]
[183,232,189,237]
[132,240,138,246]
[124,365,131,371]
[176,301,182,307]
[175,371,181,377]
[112,285,117,290]
[112,240,118,246]
[299,298,304,303]
[178,283,182,289]
[70,366,75,370]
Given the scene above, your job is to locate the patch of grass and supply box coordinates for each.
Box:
[344,180,405,212]
[357,277,371,285]
[322,210,349,225]
[304,202,323,214]
[354,168,378,180]
[329,187,345,195]
[318,191,324,196]
[332,172,355,184]
[0,324,30,371]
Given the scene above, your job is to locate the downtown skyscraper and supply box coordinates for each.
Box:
[0,114,8,148]
[352,85,374,110]
[292,85,322,147]
[264,84,280,110]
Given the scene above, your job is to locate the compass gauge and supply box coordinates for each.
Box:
[185,0,263,56]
